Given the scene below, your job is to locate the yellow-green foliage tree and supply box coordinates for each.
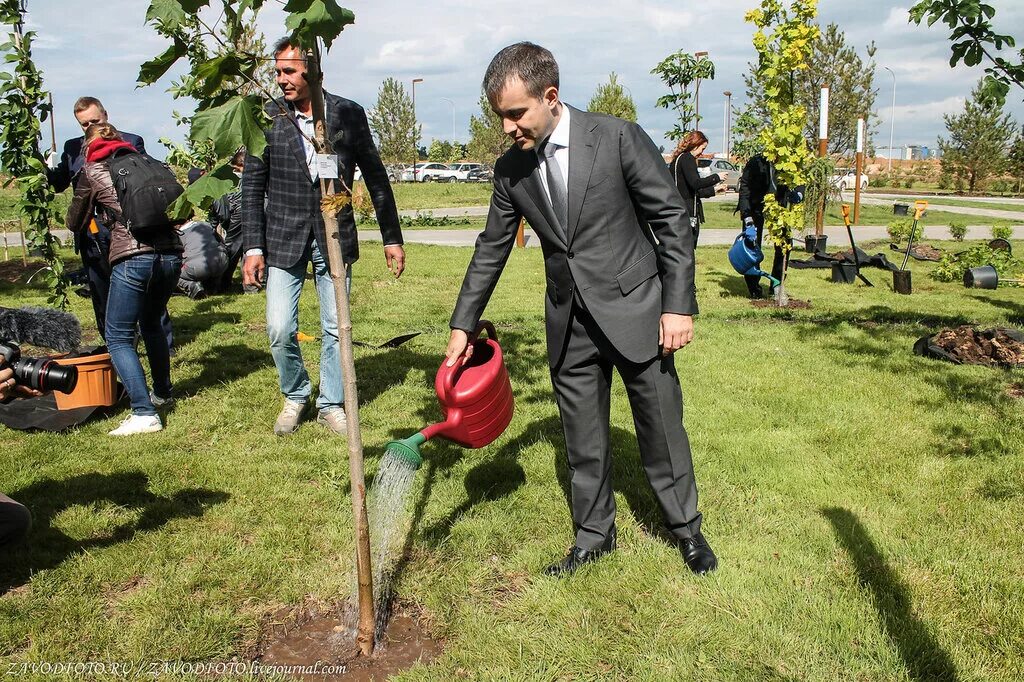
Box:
[746,0,819,303]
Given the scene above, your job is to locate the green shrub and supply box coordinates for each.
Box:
[887,218,920,243]
[937,174,951,190]
[990,179,1010,194]
[873,174,889,188]
[992,224,1013,241]
[903,178,915,189]
[948,221,967,241]
[930,245,1023,282]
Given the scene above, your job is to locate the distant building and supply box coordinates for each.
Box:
[904,145,929,161]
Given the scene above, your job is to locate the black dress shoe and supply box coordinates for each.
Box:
[544,528,617,577]
[679,532,718,575]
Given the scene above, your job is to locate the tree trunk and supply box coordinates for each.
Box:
[305,47,375,657]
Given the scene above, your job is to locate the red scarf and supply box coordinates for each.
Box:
[86,139,136,162]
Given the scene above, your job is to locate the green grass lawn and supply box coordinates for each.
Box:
[363,181,493,211]
[2,240,1022,679]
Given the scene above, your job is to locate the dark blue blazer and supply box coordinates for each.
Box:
[48,131,146,193]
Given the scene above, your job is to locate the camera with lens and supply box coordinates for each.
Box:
[0,340,79,394]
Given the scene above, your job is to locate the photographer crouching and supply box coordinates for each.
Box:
[0,353,33,548]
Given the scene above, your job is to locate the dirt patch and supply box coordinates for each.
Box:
[1007,382,1024,400]
[889,243,943,262]
[0,258,46,283]
[916,326,1024,368]
[244,599,443,680]
[751,298,812,310]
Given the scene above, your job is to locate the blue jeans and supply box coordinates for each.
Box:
[106,253,182,416]
[266,239,350,412]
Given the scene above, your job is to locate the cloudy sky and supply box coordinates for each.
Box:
[23,0,1024,160]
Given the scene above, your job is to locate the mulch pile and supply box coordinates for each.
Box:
[914,326,1024,368]
[889,243,943,262]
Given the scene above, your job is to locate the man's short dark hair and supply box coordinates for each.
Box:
[272,36,305,63]
[73,96,105,115]
[483,42,559,104]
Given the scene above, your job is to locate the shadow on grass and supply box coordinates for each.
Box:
[1,471,229,594]
[707,271,758,299]
[172,343,274,400]
[170,296,243,349]
[821,507,959,682]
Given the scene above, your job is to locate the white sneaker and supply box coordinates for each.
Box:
[109,414,163,436]
[274,398,308,436]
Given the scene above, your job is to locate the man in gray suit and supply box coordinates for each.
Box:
[242,38,405,437]
[445,43,716,576]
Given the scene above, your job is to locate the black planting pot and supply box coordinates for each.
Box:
[893,203,909,216]
[831,262,857,284]
[893,269,912,295]
[804,234,828,254]
[964,265,999,289]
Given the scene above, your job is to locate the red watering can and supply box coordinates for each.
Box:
[385,321,514,468]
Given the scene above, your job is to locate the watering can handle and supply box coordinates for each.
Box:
[442,319,497,399]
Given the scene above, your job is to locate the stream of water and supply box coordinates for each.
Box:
[366,447,419,641]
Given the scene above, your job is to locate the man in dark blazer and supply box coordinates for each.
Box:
[445,43,717,577]
[242,38,404,437]
[48,96,150,338]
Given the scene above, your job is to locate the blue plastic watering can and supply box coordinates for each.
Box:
[728,225,780,289]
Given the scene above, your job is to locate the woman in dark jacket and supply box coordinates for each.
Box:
[670,130,720,241]
[66,123,183,436]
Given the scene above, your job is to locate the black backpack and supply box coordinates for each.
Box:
[107,151,184,241]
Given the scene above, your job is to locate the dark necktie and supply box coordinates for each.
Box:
[541,140,568,240]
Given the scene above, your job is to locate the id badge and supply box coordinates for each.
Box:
[316,154,339,179]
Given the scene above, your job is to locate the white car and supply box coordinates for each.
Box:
[400,163,459,182]
[697,158,739,191]
[449,162,483,182]
[832,168,869,192]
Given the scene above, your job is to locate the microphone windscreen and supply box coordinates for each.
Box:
[0,306,82,353]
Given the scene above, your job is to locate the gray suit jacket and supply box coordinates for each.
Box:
[241,92,402,269]
[450,106,697,366]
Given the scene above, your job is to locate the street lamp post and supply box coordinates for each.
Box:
[411,77,423,181]
[723,90,732,159]
[694,51,708,128]
[884,66,896,174]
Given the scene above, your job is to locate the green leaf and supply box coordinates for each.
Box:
[170,161,237,218]
[189,95,268,160]
[283,0,355,51]
[194,54,244,97]
[138,37,187,85]
[146,0,186,29]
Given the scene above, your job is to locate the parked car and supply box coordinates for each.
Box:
[466,166,494,183]
[449,162,484,182]
[832,168,869,192]
[400,162,459,182]
[697,157,739,191]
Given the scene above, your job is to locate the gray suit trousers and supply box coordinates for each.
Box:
[550,300,702,550]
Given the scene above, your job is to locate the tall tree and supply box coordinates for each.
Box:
[367,77,419,164]
[938,79,1017,192]
[1007,130,1024,194]
[730,106,765,162]
[428,139,460,163]
[467,93,508,164]
[587,72,637,122]
[743,22,877,156]
[651,51,715,139]
[910,0,1023,106]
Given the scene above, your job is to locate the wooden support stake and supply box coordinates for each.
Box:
[516,217,525,248]
[305,46,375,657]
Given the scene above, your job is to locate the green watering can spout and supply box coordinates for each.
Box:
[384,432,427,470]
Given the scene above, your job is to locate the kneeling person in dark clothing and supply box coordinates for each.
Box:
[177,219,229,299]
